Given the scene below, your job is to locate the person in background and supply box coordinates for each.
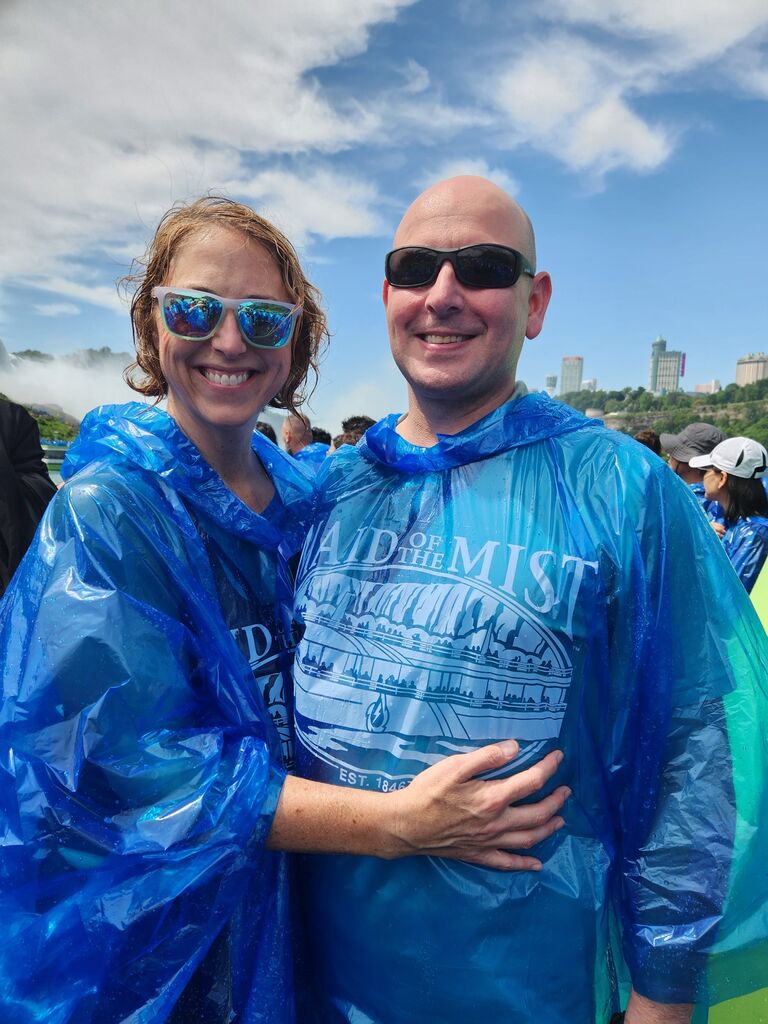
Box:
[0,396,57,596]
[342,414,376,436]
[660,422,726,520]
[328,430,359,454]
[690,436,768,594]
[282,413,328,470]
[311,426,332,446]
[633,428,661,455]
[255,419,277,444]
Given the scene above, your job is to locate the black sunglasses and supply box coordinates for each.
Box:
[385,244,535,289]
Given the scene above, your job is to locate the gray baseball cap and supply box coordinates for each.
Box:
[659,423,726,462]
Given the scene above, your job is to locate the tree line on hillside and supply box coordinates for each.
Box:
[559,380,768,449]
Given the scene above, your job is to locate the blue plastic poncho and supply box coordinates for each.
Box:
[722,515,768,594]
[0,402,313,1024]
[292,389,768,1024]
[294,442,330,474]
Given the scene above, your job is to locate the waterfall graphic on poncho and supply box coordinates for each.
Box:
[293,565,572,779]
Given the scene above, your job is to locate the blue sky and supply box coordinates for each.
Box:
[0,0,766,431]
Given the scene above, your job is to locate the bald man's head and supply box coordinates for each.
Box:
[392,176,536,268]
[382,175,552,433]
[282,413,313,454]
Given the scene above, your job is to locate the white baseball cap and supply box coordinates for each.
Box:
[689,436,768,479]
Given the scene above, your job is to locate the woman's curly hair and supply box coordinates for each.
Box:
[121,195,328,415]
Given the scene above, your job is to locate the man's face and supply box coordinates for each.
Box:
[382,183,551,416]
[281,421,294,453]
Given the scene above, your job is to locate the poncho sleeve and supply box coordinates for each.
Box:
[0,468,286,1023]
[722,519,768,594]
[611,461,768,1005]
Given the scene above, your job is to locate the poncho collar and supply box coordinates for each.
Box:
[362,385,599,472]
[61,402,314,550]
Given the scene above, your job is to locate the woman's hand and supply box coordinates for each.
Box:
[267,740,568,869]
[710,521,726,538]
[388,740,569,870]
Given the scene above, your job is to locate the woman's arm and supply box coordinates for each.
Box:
[267,741,569,870]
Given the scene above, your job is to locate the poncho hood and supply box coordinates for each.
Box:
[362,386,600,472]
[63,402,314,553]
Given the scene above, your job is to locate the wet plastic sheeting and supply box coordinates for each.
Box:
[293,391,768,1023]
[0,404,312,1023]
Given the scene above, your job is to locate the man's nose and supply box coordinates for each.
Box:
[424,260,466,315]
[211,308,248,357]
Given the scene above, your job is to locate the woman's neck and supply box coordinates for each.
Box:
[178,417,275,514]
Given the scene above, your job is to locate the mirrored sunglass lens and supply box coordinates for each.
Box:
[390,249,438,285]
[237,303,293,347]
[458,247,517,287]
[164,293,222,338]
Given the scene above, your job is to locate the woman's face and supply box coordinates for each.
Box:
[156,225,293,455]
[703,466,728,503]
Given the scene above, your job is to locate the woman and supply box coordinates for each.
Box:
[0,198,567,1023]
[690,436,768,593]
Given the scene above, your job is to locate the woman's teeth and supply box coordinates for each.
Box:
[202,369,251,386]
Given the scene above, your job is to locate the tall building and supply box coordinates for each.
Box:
[736,354,768,386]
[582,378,597,392]
[544,374,558,397]
[560,356,583,395]
[649,336,685,394]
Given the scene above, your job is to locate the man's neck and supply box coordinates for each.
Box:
[396,383,524,447]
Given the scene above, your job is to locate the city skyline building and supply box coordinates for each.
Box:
[560,356,583,395]
[649,336,685,395]
[544,374,558,398]
[736,353,768,387]
[694,381,721,395]
[582,378,597,392]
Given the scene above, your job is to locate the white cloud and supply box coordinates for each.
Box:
[477,3,767,178]
[234,168,387,246]
[0,358,139,420]
[541,1,768,66]
[401,59,430,94]
[0,0,413,298]
[562,95,673,173]
[23,278,127,314]
[34,303,80,317]
[488,34,673,176]
[420,158,521,194]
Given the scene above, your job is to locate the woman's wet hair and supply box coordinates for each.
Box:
[121,195,328,415]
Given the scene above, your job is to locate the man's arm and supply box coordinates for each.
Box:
[610,460,766,1005]
[625,990,692,1024]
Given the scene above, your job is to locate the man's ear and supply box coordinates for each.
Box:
[525,271,552,340]
[382,278,390,308]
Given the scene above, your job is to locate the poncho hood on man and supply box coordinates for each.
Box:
[293,389,768,1024]
[0,402,313,1024]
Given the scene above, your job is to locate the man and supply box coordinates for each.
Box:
[661,422,726,522]
[0,396,57,595]
[292,177,768,1023]
[281,413,328,470]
